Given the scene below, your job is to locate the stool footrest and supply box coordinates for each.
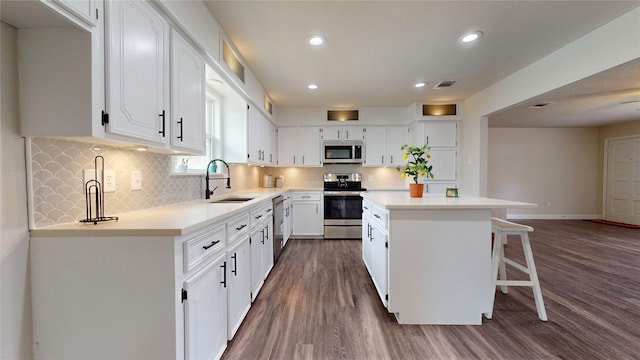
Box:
[496,280,533,287]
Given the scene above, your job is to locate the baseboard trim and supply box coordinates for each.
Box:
[507,214,601,220]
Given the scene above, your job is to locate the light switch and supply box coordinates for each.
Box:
[131,170,142,191]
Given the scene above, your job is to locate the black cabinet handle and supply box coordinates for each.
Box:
[264,225,269,240]
[255,214,263,220]
[261,229,265,244]
[374,214,381,219]
[231,253,238,275]
[236,224,247,231]
[203,240,220,250]
[221,261,227,288]
[159,110,166,137]
[177,117,183,141]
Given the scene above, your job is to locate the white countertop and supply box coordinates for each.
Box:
[362,191,537,210]
[30,188,292,238]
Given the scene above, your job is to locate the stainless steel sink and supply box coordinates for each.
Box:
[210,197,254,204]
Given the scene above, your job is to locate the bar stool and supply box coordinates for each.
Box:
[485,218,548,321]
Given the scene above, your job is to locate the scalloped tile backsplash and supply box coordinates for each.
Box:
[29,137,406,228]
[29,137,257,227]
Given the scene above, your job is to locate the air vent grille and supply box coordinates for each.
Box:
[434,80,456,89]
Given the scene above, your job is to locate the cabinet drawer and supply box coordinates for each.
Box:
[293,191,322,201]
[362,200,373,217]
[250,203,273,227]
[183,225,226,272]
[371,205,388,230]
[227,213,250,244]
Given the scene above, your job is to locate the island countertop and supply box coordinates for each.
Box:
[362,191,537,210]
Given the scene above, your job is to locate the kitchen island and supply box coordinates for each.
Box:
[361,192,536,325]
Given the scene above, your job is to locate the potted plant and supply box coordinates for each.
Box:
[396,144,434,197]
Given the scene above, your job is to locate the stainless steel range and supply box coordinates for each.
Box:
[323,173,365,239]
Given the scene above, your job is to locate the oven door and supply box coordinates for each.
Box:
[323,191,363,239]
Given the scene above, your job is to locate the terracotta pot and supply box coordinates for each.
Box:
[409,183,424,198]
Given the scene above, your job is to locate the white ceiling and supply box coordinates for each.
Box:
[203,0,640,127]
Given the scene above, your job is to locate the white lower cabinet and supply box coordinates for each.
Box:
[249,203,274,301]
[29,199,281,360]
[291,191,324,237]
[226,235,251,340]
[283,192,293,246]
[362,202,389,308]
[184,253,228,360]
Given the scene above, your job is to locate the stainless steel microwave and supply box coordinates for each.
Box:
[323,141,363,164]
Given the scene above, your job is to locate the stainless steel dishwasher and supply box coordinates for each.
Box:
[272,195,284,262]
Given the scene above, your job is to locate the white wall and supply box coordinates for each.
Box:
[1,22,33,360]
[488,128,600,219]
[462,7,640,197]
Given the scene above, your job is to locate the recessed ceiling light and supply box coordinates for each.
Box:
[308,35,325,46]
[460,31,483,43]
[414,82,426,88]
[308,84,318,90]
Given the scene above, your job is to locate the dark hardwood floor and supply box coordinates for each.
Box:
[222,220,640,359]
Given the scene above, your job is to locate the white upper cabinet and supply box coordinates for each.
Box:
[171,30,206,154]
[363,126,409,167]
[321,126,365,141]
[423,122,457,147]
[106,0,170,147]
[277,127,322,167]
[51,0,97,27]
[247,105,277,165]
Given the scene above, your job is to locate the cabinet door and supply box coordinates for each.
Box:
[277,127,297,166]
[298,127,322,166]
[344,126,365,141]
[371,223,388,308]
[386,126,409,166]
[52,0,96,26]
[184,254,227,360]
[321,126,342,141]
[263,120,276,165]
[171,30,205,154]
[429,148,457,180]
[363,127,386,166]
[362,216,374,274]
[227,236,251,340]
[262,218,274,277]
[247,105,263,163]
[292,202,323,236]
[106,0,169,145]
[424,122,457,147]
[249,226,264,301]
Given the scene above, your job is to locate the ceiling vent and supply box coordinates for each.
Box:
[328,110,359,121]
[527,102,554,109]
[433,80,456,89]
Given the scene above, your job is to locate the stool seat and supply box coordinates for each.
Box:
[485,217,548,321]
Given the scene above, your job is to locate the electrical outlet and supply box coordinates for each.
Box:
[368,175,374,182]
[103,170,115,192]
[83,169,115,192]
[131,170,142,191]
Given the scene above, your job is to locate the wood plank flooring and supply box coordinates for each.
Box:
[222,220,640,359]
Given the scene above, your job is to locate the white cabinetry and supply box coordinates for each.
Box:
[363,126,409,167]
[362,201,389,307]
[50,0,97,27]
[277,127,322,167]
[249,203,274,301]
[248,105,276,165]
[283,192,293,246]
[184,253,228,360]
[106,0,170,147]
[171,30,205,154]
[226,236,251,340]
[291,191,324,237]
[321,126,365,141]
[411,121,459,193]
